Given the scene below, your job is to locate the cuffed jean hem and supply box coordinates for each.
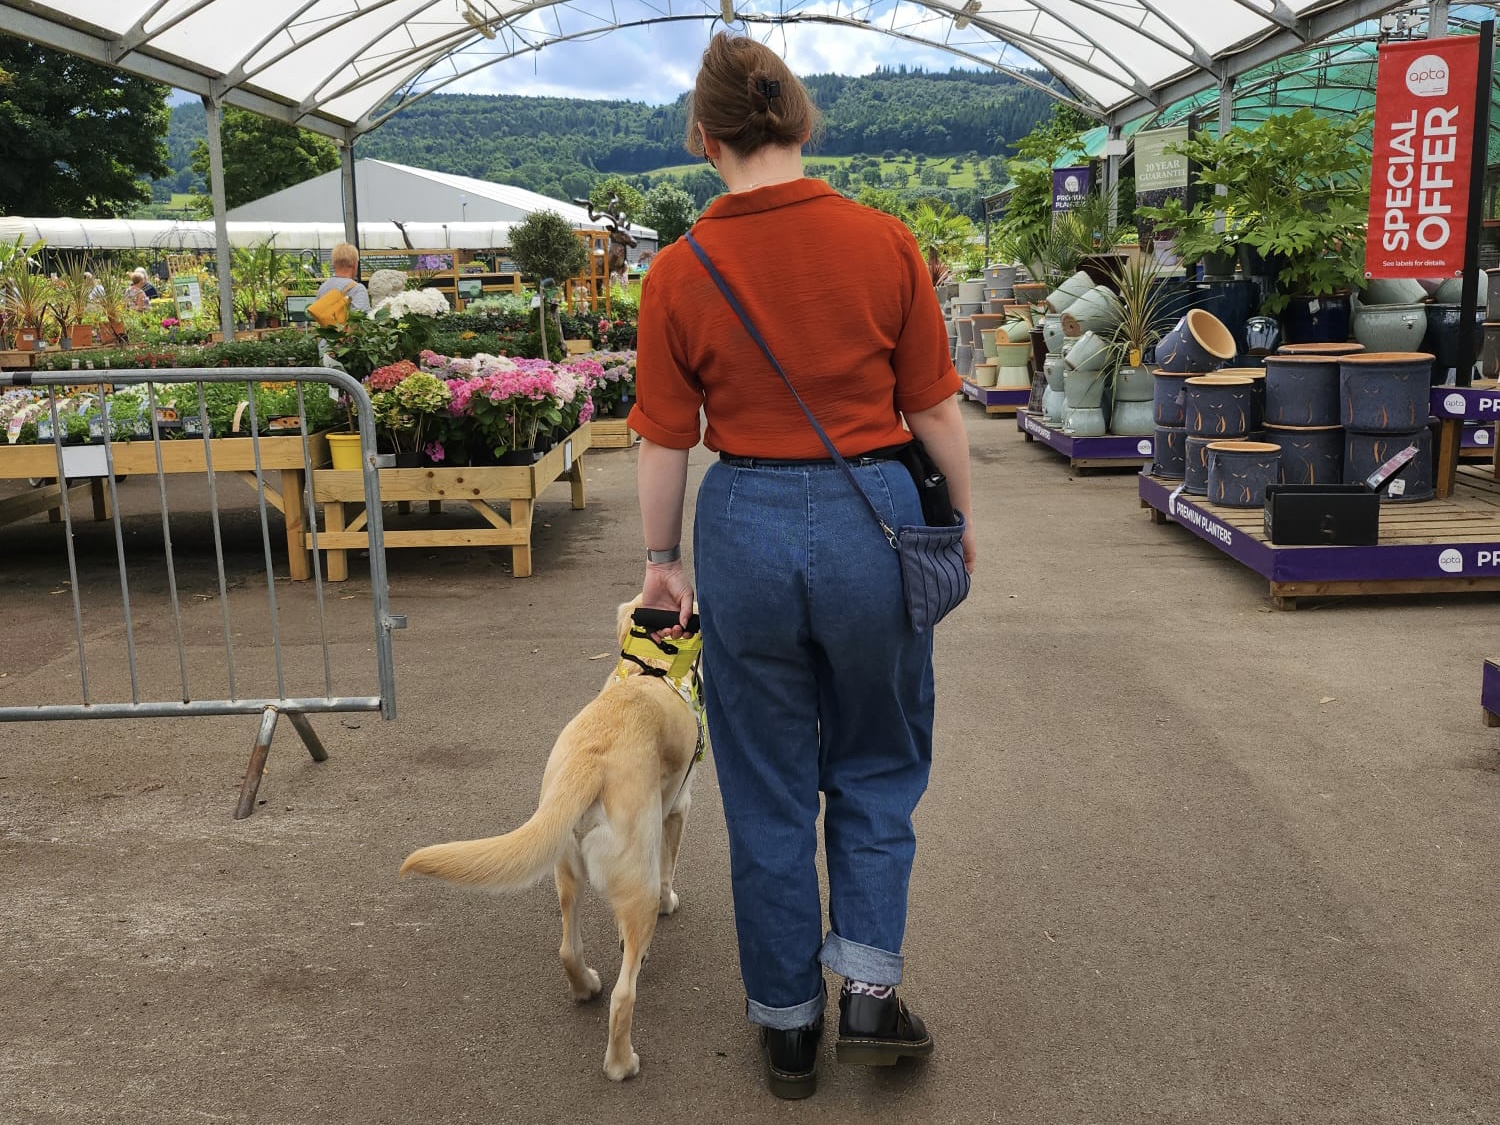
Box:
[746,982,827,1031]
[819,932,904,987]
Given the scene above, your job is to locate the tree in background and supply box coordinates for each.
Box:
[508,209,589,284]
[639,184,696,245]
[589,175,645,226]
[855,186,905,217]
[0,41,169,217]
[189,106,340,213]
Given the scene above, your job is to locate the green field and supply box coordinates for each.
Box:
[643,153,996,191]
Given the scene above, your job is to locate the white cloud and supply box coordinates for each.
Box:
[438,18,994,104]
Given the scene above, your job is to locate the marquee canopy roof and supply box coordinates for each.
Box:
[0,0,1417,134]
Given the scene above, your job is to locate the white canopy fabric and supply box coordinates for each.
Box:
[0,216,539,251]
[0,0,1413,130]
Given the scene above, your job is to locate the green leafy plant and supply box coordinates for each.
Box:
[508,210,589,286]
[1145,108,1373,313]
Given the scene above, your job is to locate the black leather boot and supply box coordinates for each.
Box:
[759,1014,823,1099]
[835,990,934,1066]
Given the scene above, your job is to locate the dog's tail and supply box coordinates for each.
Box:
[398,754,603,890]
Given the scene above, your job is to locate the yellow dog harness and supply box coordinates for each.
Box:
[614,621,707,762]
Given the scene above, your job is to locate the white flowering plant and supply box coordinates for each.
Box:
[317,288,449,380]
[375,287,451,319]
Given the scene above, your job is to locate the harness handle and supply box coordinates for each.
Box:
[632,607,701,635]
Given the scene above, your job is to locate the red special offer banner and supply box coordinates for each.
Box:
[1365,35,1481,279]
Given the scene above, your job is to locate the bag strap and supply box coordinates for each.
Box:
[683,232,896,548]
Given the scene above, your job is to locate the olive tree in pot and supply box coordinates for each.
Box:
[507,210,589,361]
[1158,108,1373,344]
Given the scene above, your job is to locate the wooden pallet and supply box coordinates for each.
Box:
[1141,466,1500,607]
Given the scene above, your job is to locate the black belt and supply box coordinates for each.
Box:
[719,441,911,468]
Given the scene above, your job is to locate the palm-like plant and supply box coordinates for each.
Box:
[906,202,974,287]
[1106,252,1177,369]
[7,267,54,340]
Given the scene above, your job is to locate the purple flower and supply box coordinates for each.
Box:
[425,441,445,463]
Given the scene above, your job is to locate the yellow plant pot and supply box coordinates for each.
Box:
[327,432,363,470]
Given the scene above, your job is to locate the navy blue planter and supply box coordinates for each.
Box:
[1184,434,1216,495]
[1157,309,1238,373]
[1423,304,1485,383]
[1207,441,1282,508]
[1153,370,1191,427]
[1263,355,1343,427]
[1184,376,1253,438]
[1339,352,1435,432]
[1279,293,1352,346]
[1265,424,1344,485]
[1343,427,1434,502]
[1153,424,1186,478]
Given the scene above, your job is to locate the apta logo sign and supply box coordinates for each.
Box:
[1405,54,1450,96]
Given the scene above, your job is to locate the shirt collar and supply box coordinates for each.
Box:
[698,178,841,219]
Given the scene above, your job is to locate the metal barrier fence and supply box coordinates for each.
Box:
[0,367,403,818]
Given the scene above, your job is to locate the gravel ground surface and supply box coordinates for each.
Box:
[2,410,1498,1125]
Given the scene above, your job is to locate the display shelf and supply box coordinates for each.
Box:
[1016,408,1154,469]
[0,433,328,580]
[959,380,1030,416]
[307,423,592,580]
[1139,467,1500,608]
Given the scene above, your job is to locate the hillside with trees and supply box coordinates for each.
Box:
[154,66,1059,219]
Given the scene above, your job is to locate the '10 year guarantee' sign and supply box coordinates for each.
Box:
[1365,35,1481,279]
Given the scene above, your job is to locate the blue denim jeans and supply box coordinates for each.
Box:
[694,458,935,1031]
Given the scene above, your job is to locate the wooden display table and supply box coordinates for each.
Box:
[589,418,636,448]
[0,433,328,580]
[307,424,593,580]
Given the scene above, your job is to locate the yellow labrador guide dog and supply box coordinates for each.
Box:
[400,602,705,1081]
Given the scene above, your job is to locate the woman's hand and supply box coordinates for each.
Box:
[642,560,695,636]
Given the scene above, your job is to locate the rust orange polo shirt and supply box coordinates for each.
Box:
[629,179,960,458]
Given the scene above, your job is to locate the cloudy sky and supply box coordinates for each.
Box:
[407,18,1019,104]
[166,14,1034,109]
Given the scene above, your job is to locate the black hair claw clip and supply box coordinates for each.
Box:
[756,78,781,101]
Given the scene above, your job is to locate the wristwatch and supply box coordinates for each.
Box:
[646,546,682,564]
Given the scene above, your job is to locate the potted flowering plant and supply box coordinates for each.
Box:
[365,359,453,464]
[436,353,584,464]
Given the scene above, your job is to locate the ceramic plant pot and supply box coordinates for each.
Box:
[1244,316,1282,356]
[972,362,998,388]
[1263,355,1344,427]
[1207,441,1282,508]
[1279,293,1352,346]
[1344,426,1434,502]
[1063,367,1107,410]
[1264,424,1343,485]
[1063,331,1112,375]
[1045,270,1096,313]
[1183,375,1253,438]
[1060,285,1124,337]
[1153,425,1187,478]
[1156,309,1237,373]
[1433,271,1487,307]
[1153,370,1193,427]
[1359,278,1430,306]
[1352,303,1428,354]
[1339,352,1436,432]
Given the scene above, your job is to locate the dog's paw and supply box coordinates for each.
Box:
[658,889,679,916]
[570,968,602,1002]
[604,1051,641,1081]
